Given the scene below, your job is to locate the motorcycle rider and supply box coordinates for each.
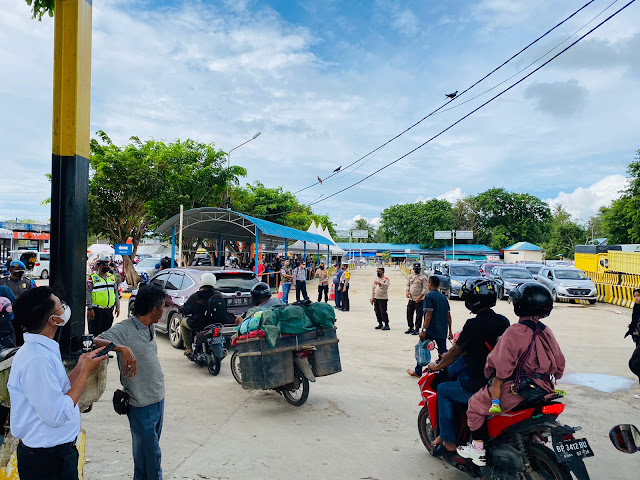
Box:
[179,272,221,356]
[235,282,284,324]
[458,282,565,466]
[426,278,510,455]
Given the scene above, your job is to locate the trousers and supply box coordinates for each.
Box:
[88,307,114,337]
[436,380,474,444]
[296,280,308,302]
[317,284,329,302]
[374,298,389,326]
[334,284,342,308]
[282,282,292,304]
[406,299,423,330]
[180,317,193,350]
[128,398,164,480]
[17,441,79,480]
[340,285,350,311]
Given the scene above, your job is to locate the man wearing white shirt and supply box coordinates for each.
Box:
[7,286,108,480]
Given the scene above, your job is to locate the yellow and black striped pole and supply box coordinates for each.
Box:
[50,0,92,356]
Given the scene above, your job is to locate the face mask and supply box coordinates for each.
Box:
[12,270,24,277]
[101,266,110,273]
[377,272,383,278]
[414,268,420,273]
[320,266,324,270]
[52,304,71,327]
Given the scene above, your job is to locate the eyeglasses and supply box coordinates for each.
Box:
[49,300,67,318]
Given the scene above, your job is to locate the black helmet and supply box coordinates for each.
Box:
[460,278,497,313]
[509,282,553,318]
[413,262,421,270]
[250,282,272,305]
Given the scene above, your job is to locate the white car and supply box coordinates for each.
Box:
[10,250,50,279]
[535,266,597,304]
[134,257,162,278]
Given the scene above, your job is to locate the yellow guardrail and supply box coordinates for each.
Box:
[400,265,411,277]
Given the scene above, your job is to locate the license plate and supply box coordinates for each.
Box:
[227,297,247,306]
[553,438,594,463]
[210,336,224,344]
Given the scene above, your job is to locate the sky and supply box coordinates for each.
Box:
[0,0,638,229]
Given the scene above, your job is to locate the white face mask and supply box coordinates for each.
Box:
[52,304,71,327]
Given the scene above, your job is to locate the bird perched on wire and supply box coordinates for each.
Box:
[445,91,458,99]
[317,176,323,184]
[333,166,342,173]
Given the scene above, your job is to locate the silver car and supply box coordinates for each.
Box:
[535,266,597,304]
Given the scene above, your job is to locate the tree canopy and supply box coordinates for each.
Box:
[379,199,455,247]
[599,151,639,244]
[542,204,586,259]
[25,0,54,20]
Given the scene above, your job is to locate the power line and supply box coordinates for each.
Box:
[288,0,598,196]
[305,0,635,208]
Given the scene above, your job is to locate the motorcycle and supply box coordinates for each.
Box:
[187,323,228,376]
[417,370,593,479]
[609,424,640,455]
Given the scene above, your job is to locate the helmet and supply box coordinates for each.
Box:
[200,272,217,288]
[9,260,26,269]
[413,262,421,270]
[460,278,497,313]
[0,297,12,316]
[509,282,553,318]
[96,255,110,264]
[250,282,271,305]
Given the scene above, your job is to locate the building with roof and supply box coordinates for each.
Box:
[335,243,499,261]
[503,242,543,264]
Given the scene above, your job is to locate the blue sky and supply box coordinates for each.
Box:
[1,0,638,227]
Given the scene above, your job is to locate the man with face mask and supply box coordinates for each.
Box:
[8,286,108,480]
[86,256,120,336]
[314,263,329,302]
[371,267,391,330]
[0,260,36,345]
[406,262,428,335]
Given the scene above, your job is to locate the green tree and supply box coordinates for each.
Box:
[542,204,586,259]
[25,0,54,20]
[379,199,455,246]
[351,217,376,243]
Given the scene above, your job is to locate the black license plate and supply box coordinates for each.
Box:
[553,438,594,463]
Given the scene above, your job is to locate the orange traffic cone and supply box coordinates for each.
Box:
[277,283,283,299]
[329,282,335,300]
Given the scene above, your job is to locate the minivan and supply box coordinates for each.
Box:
[9,250,51,279]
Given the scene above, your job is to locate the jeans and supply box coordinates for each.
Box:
[414,336,447,376]
[318,284,329,302]
[340,285,350,310]
[128,399,164,480]
[17,441,79,480]
[374,298,389,326]
[296,280,308,302]
[334,284,342,308]
[282,282,292,304]
[436,380,474,444]
[406,300,423,330]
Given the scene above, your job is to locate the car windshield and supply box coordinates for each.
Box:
[450,266,480,276]
[525,265,542,274]
[554,270,588,280]
[137,258,160,268]
[214,273,258,293]
[503,269,533,280]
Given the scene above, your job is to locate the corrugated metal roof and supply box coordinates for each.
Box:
[336,243,424,251]
[433,244,498,253]
[237,213,333,245]
[504,242,541,251]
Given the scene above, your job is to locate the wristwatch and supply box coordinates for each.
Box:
[421,328,427,332]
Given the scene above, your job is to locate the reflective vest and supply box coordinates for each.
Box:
[90,273,117,308]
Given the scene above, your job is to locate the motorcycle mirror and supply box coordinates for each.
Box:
[609,424,640,454]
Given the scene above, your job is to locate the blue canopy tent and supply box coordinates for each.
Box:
[155,208,334,275]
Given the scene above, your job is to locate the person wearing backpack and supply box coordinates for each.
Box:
[179,272,221,356]
[457,282,565,467]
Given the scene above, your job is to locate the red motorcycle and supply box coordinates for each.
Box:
[417,370,593,479]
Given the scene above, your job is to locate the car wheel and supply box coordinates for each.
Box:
[168,313,183,349]
[589,299,597,305]
[40,269,49,280]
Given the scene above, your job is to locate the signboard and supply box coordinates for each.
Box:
[336,229,350,238]
[114,243,133,256]
[405,249,411,253]
[487,255,500,261]
[456,230,474,240]
[351,229,369,239]
[434,231,452,239]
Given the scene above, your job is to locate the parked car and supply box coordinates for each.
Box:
[441,262,483,299]
[488,266,535,300]
[9,250,50,279]
[128,267,259,348]
[519,263,545,275]
[479,262,504,278]
[134,257,162,278]
[535,266,597,304]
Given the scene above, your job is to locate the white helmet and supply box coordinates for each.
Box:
[200,272,217,288]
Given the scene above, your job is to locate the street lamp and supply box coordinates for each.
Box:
[226,132,262,209]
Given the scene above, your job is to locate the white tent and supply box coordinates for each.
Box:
[285,221,345,255]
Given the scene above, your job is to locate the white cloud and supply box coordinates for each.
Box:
[437,188,466,204]
[546,174,627,221]
[392,9,420,36]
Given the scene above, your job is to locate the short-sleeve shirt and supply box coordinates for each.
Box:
[423,290,450,339]
[99,316,165,408]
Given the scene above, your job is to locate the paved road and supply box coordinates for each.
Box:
[81,267,640,479]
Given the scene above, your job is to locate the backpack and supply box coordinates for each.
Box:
[205,294,229,324]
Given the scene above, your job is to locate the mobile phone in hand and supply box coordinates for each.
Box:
[95,342,116,358]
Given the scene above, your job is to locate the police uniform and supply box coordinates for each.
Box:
[406,272,428,332]
[0,270,35,346]
[339,267,351,311]
[86,271,120,336]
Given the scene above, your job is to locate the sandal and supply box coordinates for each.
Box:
[184,349,193,357]
[406,369,419,378]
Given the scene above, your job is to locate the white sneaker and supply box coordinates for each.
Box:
[457,442,486,466]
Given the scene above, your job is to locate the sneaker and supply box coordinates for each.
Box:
[382,325,390,331]
[375,324,383,330]
[411,330,420,335]
[489,403,502,414]
[457,443,486,467]
[404,328,414,334]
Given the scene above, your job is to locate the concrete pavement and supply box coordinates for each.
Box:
[81,266,640,479]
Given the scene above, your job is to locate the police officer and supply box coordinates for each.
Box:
[0,260,36,345]
[406,262,428,335]
[86,256,120,336]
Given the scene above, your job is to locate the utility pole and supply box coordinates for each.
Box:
[51,0,93,357]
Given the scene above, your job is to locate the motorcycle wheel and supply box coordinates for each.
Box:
[524,443,572,480]
[207,357,221,376]
[231,351,242,385]
[281,365,309,407]
[417,407,436,454]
